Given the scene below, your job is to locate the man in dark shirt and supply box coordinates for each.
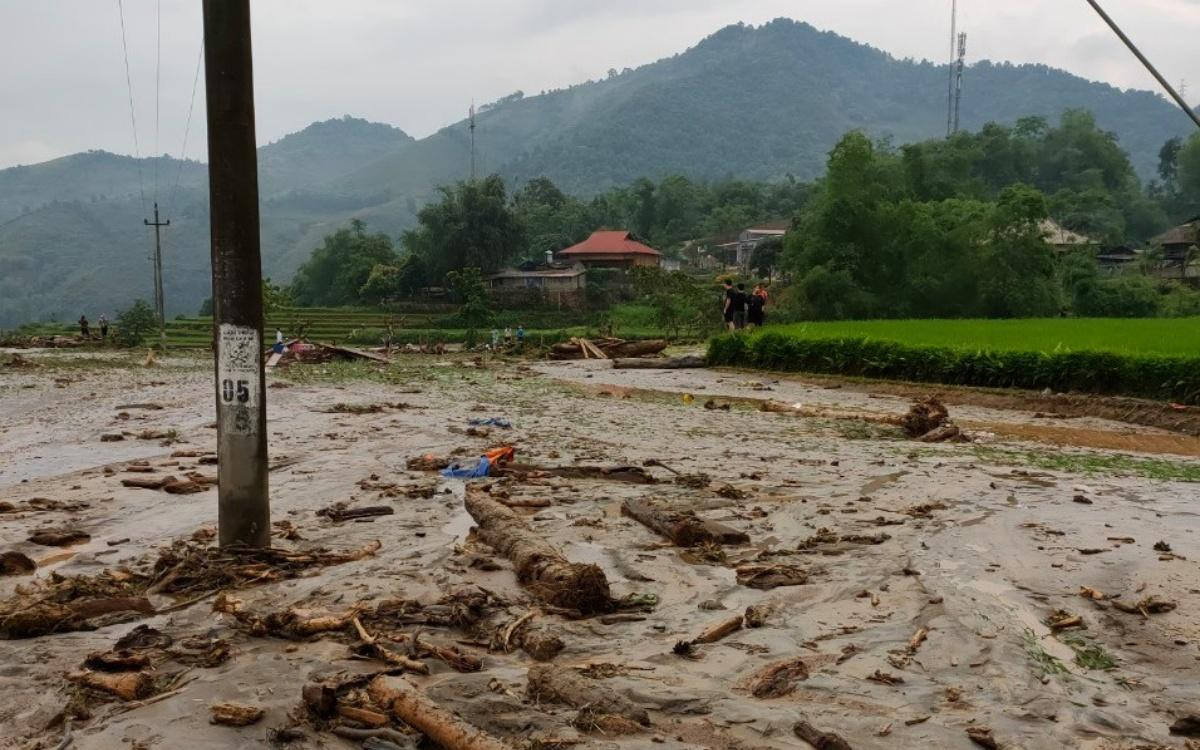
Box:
[733,283,748,329]
[722,280,737,331]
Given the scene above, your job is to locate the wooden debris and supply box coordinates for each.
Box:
[337,704,391,728]
[465,486,611,614]
[793,720,853,750]
[368,674,511,750]
[214,595,362,640]
[84,650,151,672]
[621,498,748,547]
[751,658,809,698]
[735,564,808,590]
[526,665,650,729]
[69,669,155,701]
[1170,714,1200,737]
[611,355,706,369]
[317,504,395,522]
[550,338,668,360]
[210,702,265,727]
[498,463,657,485]
[1112,596,1177,616]
[27,528,90,547]
[966,725,998,749]
[0,551,36,575]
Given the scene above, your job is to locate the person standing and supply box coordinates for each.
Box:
[733,283,749,330]
[490,328,500,350]
[516,325,525,346]
[722,280,737,331]
[79,314,90,338]
[747,284,766,328]
[504,326,513,345]
[98,313,109,340]
[273,328,285,354]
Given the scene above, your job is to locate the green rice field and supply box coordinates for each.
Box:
[708,318,1200,403]
[756,318,1200,357]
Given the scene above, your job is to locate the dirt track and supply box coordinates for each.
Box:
[1,351,1198,749]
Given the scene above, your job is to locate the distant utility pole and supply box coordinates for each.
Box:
[946,0,957,138]
[952,32,968,134]
[203,0,270,548]
[468,101,477,181]
[143,202,169,345]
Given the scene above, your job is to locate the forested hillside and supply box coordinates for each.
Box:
[1,19,1194,326]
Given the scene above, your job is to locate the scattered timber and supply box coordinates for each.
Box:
[464,486,611,614]
[526,665,651,728]
[612,355,706,370]
[621,498,749,546]
[550,338,668,360]
[368,675,511,750]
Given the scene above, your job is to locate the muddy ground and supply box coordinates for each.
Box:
[1,349,1198,749]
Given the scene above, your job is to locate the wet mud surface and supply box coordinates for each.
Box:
[1,352,1198,749]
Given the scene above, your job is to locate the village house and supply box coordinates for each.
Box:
[487,261,587,308]
[696,220,791,270]
[556,230,661,269]
[1147,217,1200,281]
[1039,218,1098,253]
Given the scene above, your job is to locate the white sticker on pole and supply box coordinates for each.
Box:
[218,323,261,433]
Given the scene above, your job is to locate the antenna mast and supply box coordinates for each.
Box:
[946,0,957,137]
[468,101,476,181]
[953,32,968,134]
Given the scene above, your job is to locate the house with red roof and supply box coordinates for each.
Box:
[556,230,661,269]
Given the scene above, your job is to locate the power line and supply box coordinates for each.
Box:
[116,0,145,214]
[1082,0,1200,130]
[168,39,204,215]
[154,0,161,203]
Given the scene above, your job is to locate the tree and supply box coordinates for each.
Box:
[115,300,157,347]
[291,219,399,306]
[359,254,427,305]
[445,267,493,330]
[263,278,293,315]
[404,175,525,281]
[750,236,783,280]
[1159,137,1182,184]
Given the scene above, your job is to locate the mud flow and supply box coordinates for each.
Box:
[1,350,1198,749]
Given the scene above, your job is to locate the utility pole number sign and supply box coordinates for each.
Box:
[218,324,261,434]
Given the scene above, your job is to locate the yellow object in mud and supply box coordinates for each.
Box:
[682,393,695,405]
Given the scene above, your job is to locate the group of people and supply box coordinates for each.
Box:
[78,314,109,340]
[722,280,768,330]
[490,325,525,350]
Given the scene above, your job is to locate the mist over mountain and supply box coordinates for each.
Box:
[0,19,1192,327]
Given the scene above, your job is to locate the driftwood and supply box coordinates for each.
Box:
[0,551,36,575]
[210,702,264,726]
[2,596,155,639]
[28,528,90,547]
[84,650,151,672]
[551,338,668,360]
[735,564,808,589]
[751,658,809,698]
[498,464,657,485]
[526,665,650,728]
[793,721,854,750]
[621,498,748,547]
[368,675,511,750]
[465,487,611,614]
[214,594,361,640]
[611,355,706,370]
[317,504,395,522]
[69,669,155,701]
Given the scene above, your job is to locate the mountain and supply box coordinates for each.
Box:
[0,19,1193,327]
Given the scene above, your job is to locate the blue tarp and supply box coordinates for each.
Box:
[440,456,491,479]
[468,417,513,429]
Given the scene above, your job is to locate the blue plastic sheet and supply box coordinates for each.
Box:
[468,417,513,429]
[440,456,491,479]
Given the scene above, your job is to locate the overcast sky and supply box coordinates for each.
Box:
[1,0,1197,169]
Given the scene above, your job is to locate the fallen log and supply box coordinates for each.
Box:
[28,528,90,547]
[517,625,565,662]
[498,463,657,485]
[317,504,395,522]
[735,564,808,590]
[612,355,706,370]
[621,498,748,547]
[551,339,669,360]
[793,720,853,750]
[750,658,809,698]
[526,664,650,728]
[69,669,156,701]
[210,702,264,726]
[464,487,611,614]
[84,650,151,672]
[368,674,511,750]
[0,551,36,575]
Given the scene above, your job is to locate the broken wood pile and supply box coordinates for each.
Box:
[550,337,668,360]
[464,485,612,614]
[761,396,968,443]
[270,340,390,368]
[0,540,381,639]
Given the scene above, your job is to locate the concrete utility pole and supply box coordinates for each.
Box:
[203,0,270,548]
[144,202,169,345]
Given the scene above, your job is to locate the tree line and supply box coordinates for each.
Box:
[287,109,1200,320]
